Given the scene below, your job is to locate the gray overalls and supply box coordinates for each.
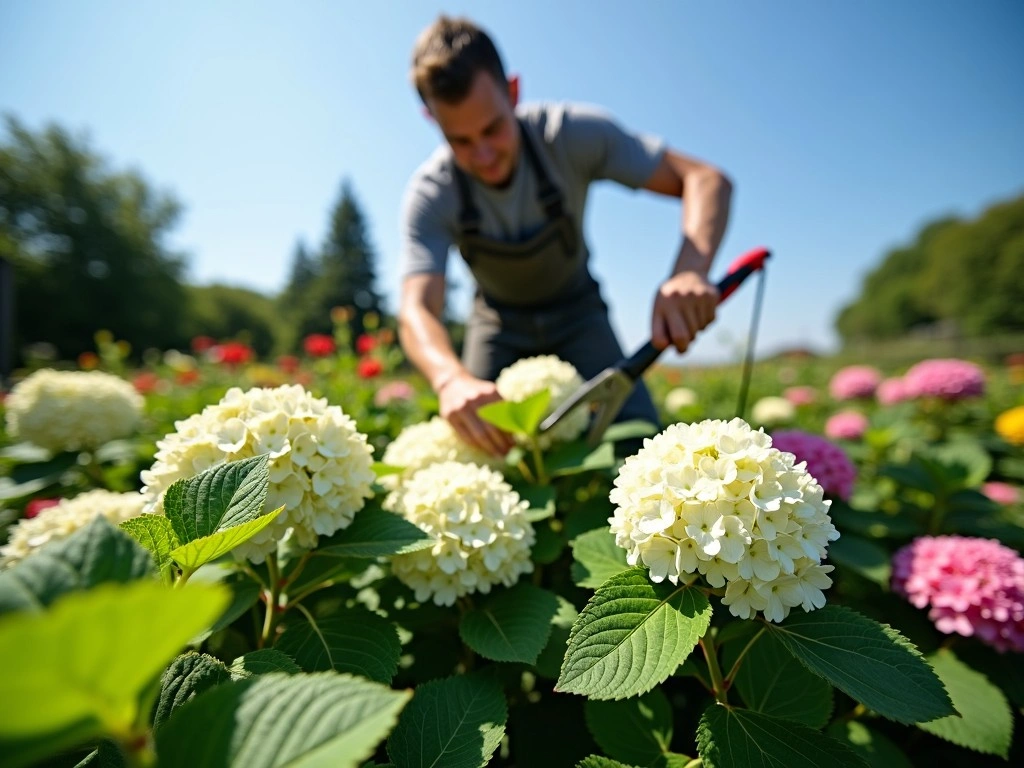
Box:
[452,119,660,429]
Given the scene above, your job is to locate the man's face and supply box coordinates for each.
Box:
[427,70,520,187]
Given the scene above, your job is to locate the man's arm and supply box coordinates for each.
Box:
[643,149,734,353]
[398,274,513,456]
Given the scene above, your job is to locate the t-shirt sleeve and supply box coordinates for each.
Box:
[399,175,453,278]
[559,102,667,189]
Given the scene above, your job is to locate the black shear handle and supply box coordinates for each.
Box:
[620,247,771,380]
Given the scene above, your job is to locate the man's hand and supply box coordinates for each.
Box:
[438,373,516,457]
[652,270,720,353]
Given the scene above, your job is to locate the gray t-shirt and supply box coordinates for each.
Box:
[400,101,666,300]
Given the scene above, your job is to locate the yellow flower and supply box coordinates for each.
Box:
[995,406,1024,446]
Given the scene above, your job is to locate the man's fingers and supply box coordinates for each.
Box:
[666,309,693,353]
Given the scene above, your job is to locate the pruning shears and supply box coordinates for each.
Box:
[538,246,772,447]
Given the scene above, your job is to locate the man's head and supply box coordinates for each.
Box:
[411,16,520,187]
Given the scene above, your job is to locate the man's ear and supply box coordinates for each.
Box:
[421,105,434,122]
[507,74,520,106]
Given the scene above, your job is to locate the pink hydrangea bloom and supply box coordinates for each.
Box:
[824,410,869,441]
[829,365,882,400]
[902,358,986,401]
[876,377,912,405]
[783,386,818,406]
[982,482,1021,506]
[374,380,415,408]
[892,536,1024,653]
[771,430,856,500]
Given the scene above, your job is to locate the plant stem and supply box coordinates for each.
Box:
[682,760,703,768]
[280,551,313,592]
[724,627,766,684]
[174,568,194,588]
[700,637,729,705]
[530,438,549,485]
[259,552,282,649]
[517,459,536,485]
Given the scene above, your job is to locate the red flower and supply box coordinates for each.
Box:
[303,334,335,358]
[25,498,60,519]
[132,372,160,394]
[175,369,200,385]
[191,335,216,353]
[78,351,99,370]
[356,334,377,355]
[213,342,253,366]
[277,355,300,374]
[358,358,383,379]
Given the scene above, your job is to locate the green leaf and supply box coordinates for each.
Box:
[922,440,992,491]
[163,454,270,544]
[275,608,401,684]
[0,516,154,615]
[570,528,629,589]
[766,605,955,724]
[372,462,404,478]
[230,649,301,679]
[825,533,891,587]
[833,503,923,539]
[916,649,1013,758]
[153,652,231,729]
[600,420,659,444]
[119,514,181,577]
[576,758,635,768]
[531,518,566,565]
[0,580,229,768]
[697,705,866,768]
[723,631,833,728]
[879,459,939,494]
[534,596,578,679]
[187,568,262,644]
[517,483,557,522]
[478,389,551,436]
[548,441,617,478]
[315,504,433,558]
[74,740,129,767]
[556,568,712,700]
[584,688,673,765]
[386,674,507,768]
[9,450,78,485]
[459,582,559,664]
[169,504,284,570]
[156,672,411,768]
[825,722,914,768]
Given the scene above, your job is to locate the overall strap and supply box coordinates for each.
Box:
[453,117,567,238]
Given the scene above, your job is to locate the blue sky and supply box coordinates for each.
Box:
[2,1,1022,365]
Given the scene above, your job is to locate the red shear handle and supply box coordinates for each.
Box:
[619,246,772,380]
[718,246,771,302]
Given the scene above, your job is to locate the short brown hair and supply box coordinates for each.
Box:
[410,16,507,104]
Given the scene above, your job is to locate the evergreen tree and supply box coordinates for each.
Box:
[301,179,383,338]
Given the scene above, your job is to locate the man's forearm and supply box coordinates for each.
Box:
[398,304,467,392]
[672,169,733,277]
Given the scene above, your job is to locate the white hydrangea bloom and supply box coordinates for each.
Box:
[5,369,144,452]
[380,416,500,490]
[495,355,588,448]
[1,490,146,567]
[608,417,838,623]
[384,461,535,606]
[751,396,796,427]
[140,385,376,563]
[665,387,698,413]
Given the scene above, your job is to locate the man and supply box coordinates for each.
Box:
[398,15,733,456]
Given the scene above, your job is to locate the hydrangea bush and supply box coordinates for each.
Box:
[1,348,1021,767]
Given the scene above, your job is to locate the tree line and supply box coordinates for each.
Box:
[0,115,389,367]
[835,193,1024,343]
